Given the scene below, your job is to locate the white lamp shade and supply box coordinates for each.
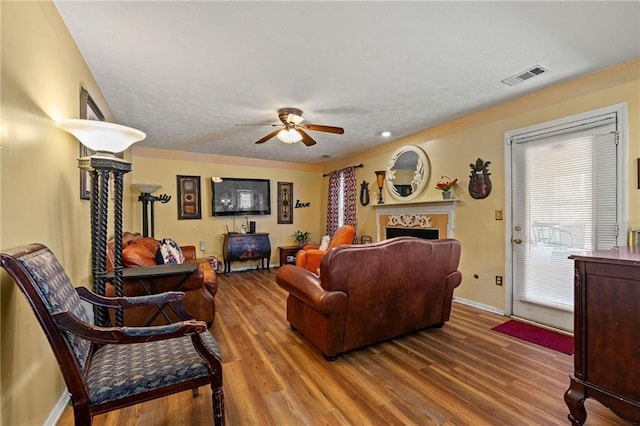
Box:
[132,183,162,193]
[59,119,146,154]
[277,128,303,144]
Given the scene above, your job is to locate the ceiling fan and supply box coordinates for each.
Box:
[237,107,344,147]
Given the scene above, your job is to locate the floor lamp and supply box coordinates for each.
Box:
[59,119,145,326]
[132,183,171,238]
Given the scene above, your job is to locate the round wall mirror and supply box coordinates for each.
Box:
[385,145,430,201]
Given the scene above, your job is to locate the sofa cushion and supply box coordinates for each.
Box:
[122,239,159,267]
[156,238,185,264]
[319,235,331,251]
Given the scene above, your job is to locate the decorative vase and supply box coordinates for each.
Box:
[442,190,452,200]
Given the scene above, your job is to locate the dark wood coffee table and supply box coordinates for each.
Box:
[106,263,198,325]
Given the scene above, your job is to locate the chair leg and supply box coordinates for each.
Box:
[73,402,92,426]
[192,387,200,397]
[211,385,225,426]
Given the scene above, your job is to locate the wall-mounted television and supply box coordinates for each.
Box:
[211,177,271,216]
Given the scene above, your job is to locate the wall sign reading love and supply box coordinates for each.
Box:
[295,200,310,208]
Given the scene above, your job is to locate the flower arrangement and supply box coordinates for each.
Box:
[436,176,458,192]
[293,230,311,246]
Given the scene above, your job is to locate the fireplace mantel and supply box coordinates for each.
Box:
[372,199,460,211]
[373,199,459,241]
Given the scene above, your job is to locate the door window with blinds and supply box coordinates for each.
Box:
[506,104,626,330]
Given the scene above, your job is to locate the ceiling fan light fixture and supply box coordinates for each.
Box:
[286,113,305,125]
[277,128,303,144]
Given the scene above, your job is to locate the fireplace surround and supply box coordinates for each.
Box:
[373,200,459,241]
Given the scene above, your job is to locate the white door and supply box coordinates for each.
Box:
[507,106,625,331]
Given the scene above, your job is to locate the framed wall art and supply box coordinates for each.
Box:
[177,175,202,220]
[78,87,105,200]
[277,182,293,224]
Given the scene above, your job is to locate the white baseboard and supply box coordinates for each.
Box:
[453,296,505,316]
[224,263,276,273]
[45,390,70,426]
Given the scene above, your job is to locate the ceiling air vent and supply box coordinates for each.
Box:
[501,64,549,86]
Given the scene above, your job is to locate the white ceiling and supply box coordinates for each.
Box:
[54,1,640,164]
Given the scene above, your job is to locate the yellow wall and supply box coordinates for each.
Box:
[130,148,324,264]
[324,58,640,312]
[0,2,124,425]
[1,2,638,425]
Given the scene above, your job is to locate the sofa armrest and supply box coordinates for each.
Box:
[189,259,217,289]
[275,265,346,315]
[446,270,463,291]
[181,245,197,261]
[295,248,326,273]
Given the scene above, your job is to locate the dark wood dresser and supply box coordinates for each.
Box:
[565,246,640,424]
[222,233,271,274]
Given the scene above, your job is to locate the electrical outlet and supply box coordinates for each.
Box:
[495,209,503,220]
[496,275,503,286]
[199,240,206,251]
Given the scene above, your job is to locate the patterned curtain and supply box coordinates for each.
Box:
[326,171,341,236]
[325,166,358,237]
[343,166,358,230]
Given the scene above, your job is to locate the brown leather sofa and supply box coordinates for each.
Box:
[105,232,218,327]
[276,237,462,360]
[295,225,356,273]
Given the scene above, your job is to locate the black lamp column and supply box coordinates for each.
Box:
[134,185,171,238]
[139,192,153,237]
[80,156,131,327]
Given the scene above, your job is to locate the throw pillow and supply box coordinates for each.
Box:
[319,235,331,251]
[156,238,185,264]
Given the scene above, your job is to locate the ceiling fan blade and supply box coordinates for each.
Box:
[235,123,280,127]
[300,123,345,134]
[255,129,280,144]
[298,129,317,146]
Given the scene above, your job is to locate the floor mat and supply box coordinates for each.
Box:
[492,319,574,355]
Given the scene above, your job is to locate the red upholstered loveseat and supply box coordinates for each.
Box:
[276,237,462,360]
[105,232,217,327]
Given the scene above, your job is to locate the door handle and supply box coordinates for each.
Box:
[513,238,522,244]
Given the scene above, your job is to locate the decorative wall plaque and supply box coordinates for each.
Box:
[360,180,370,206]
[177,175,201,219]
[469,158,492,199]
[277,182,293,224]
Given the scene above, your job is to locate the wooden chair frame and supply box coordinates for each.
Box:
[1,243,224,425]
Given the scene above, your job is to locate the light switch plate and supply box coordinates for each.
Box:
[200,240,206,251]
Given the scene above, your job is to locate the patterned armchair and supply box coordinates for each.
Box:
[0,243,224,425]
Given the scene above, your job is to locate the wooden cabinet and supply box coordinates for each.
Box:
[565,247,640,425]
[223,233,271,274]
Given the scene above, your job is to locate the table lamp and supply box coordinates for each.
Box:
[375,170,386,204]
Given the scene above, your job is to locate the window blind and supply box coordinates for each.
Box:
[511,113,618,310]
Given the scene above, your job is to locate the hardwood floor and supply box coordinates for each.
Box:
[58,269,627,425]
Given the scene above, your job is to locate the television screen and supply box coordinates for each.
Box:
[211,177,271,216]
